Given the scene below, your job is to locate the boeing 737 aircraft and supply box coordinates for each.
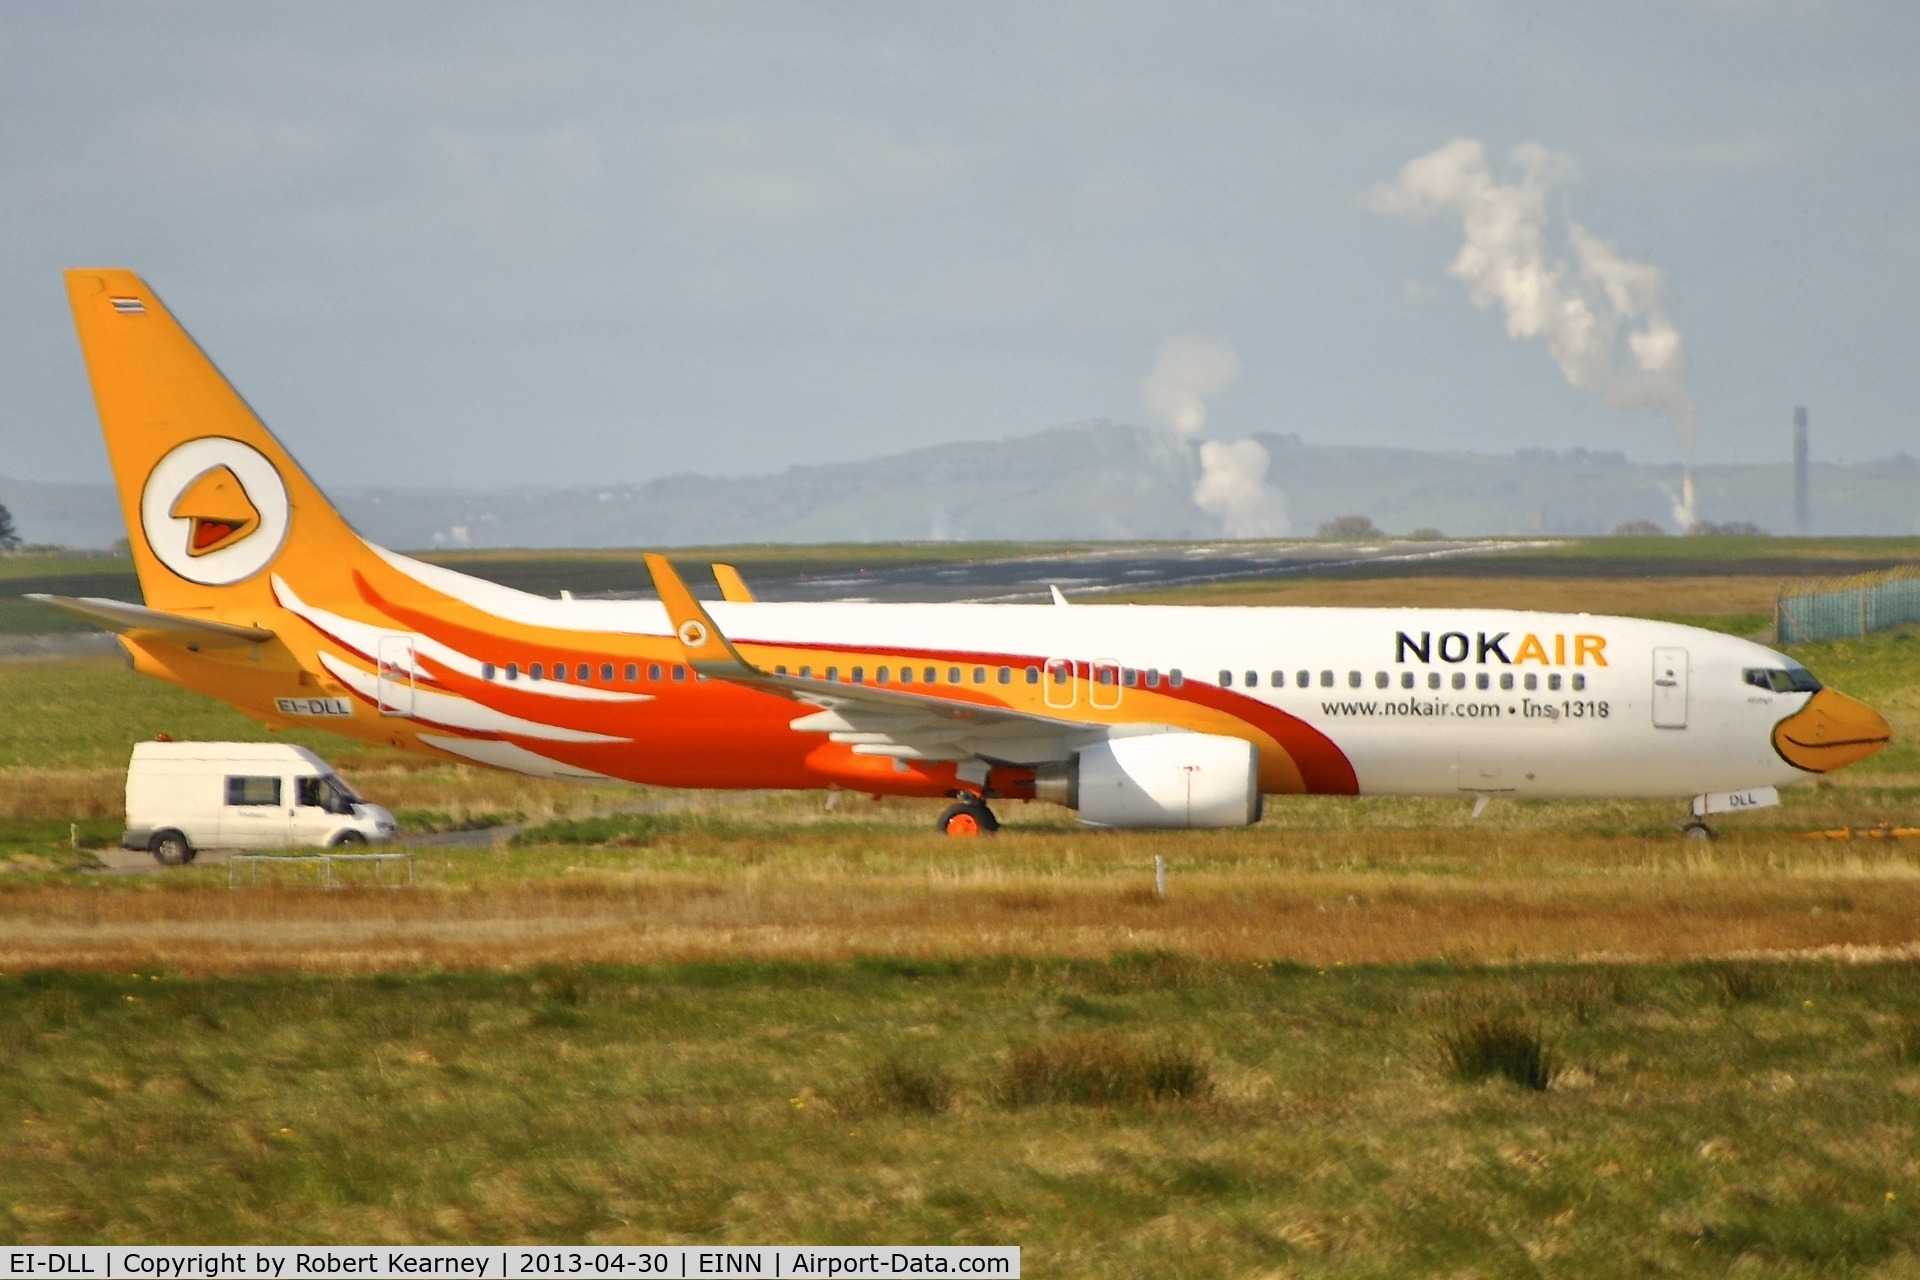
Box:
[34,270,1892,852]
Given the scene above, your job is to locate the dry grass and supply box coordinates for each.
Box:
[4,825,1920,974]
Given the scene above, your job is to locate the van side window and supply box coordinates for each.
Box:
[226,775,281,806]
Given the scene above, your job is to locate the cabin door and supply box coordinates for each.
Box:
[1651,647,1689,729]
[376,635,416,717]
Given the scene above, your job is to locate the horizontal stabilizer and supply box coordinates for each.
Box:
[24,594,274,647]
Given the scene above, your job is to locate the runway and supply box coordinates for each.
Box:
[754,538,1531,602]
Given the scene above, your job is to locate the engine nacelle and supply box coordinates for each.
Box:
[1035,732,1260,829]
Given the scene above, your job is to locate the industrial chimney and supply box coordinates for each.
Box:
[1792,406,1809,536]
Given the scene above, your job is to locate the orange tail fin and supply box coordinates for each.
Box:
[65,269,372,618]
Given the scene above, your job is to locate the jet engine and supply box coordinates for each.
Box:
[1034,732,1260,829]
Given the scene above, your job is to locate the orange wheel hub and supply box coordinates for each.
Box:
[945,812,982,837]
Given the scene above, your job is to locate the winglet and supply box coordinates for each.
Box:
[712,563,755,603]
[644,553,757,675]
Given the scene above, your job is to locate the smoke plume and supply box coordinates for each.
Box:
[1141,336,1241,437]
[1371,139,1699,524]
[1193,438,1289,537]
[1140,335,1289,537]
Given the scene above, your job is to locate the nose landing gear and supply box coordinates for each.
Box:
[937,799,999,837]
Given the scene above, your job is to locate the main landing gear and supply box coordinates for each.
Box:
[937,799,999,838]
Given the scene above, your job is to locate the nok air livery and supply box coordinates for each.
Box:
[38,269,1892,839]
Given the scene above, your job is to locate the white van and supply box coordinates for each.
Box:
[123,741,399,865]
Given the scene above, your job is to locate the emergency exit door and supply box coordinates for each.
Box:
[1651,647,1688,729]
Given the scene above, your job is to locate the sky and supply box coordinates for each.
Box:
[2,2,1916,489]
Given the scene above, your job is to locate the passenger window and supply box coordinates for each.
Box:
[580,664,593,681]
[1026,667,1040,684]
[1297,671,1309,688]
[1098,668,1115,686]
[1500,672,1513,690]
[1400,672,1414,689]
[1548,673,1562,691]
[482,662,496,680]
[1219,670,1233,688]
[552,663,567,682]
[948,667,962,684]
[925,667,939,684]
[1271,671,1284,688]
[1427,672,1440,690]
[1451,672,1465,690]
[1168,670,1184,687]
[531,663,544,680]
[599,664,613,682]
[899,667,913,684]
[775,665,788,676]
[1320,671,1333,687]
[999,667,1012,684]
[1375,672,1389,689]
[1052,665,1069,684]
[1145,669,1160,688]
[1572,673,1586,691]
[877,667,889,684]
[649,663,662,681]
[1348,671,1361,688]
[673,665,686,682]
[851,667,865,684]
[225,775,281,807]
[506,662,519,681]
[624,664,638,682]
[1120,668,1135,687]
[1524,673,1537,691]
[798,666,812,678]
[825,666,839,682]
[1245,671,1258,688]
[973,667,986,684]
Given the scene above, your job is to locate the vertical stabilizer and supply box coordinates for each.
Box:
[64,269,369,617]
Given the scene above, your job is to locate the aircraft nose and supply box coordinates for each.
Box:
[1772,688,1892,772]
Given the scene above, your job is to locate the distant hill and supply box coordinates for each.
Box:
[6,421,1917,548]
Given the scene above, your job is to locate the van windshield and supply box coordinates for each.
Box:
[296,775,360,815]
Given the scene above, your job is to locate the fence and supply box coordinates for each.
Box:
[229,851,414,889]
[1776,564,1920,643]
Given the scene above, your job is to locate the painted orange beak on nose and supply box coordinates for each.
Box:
[1773,689,1892,772]
[169,464,259,556]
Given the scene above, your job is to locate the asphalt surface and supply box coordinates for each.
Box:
[753,539,1534,603]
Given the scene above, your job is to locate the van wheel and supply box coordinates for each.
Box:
[331,831,367,847]
[150,830,194,866]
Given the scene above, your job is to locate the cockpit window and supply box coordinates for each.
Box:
[1743,666,1824,694]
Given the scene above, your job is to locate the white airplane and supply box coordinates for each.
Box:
[35,269,1892,848]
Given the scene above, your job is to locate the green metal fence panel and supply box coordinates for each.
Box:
[1777,565,1920,643]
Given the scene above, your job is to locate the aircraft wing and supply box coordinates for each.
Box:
[24,594,275,648]
[643,554,1099,764]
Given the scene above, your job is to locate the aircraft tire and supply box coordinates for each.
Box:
[1680,820,1714,841]
[937,801,999,838]
[149,829,194,866]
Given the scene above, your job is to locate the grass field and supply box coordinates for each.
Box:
[2,957,1919,1273]
[2,564,1919,1267]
